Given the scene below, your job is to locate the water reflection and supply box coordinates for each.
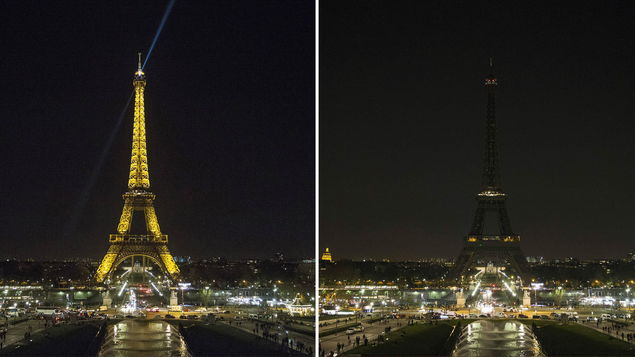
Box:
[99,319,190,357]
[452,320,545,357]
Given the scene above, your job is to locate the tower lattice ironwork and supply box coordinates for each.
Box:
[95,55,180,283]
[448,62,530,284]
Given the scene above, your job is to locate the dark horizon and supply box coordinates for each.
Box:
[320,1,635,260]
[0,1,315,260]
[320,252,633,262]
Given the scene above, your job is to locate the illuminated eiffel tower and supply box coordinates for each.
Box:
[95,55,180,283]
[448,62,530,285]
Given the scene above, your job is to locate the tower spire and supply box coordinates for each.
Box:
[128,54,150,189]
[482,58,502,192]
[138,52,142,71]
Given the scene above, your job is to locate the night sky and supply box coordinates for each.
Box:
[320,1,635,260]
[0,1,314,260]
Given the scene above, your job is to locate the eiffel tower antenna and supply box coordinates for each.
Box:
[95,55,180,283]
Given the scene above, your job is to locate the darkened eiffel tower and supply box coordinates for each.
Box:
[448,61,530,284]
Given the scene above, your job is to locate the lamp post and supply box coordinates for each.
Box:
[531,283,543,313]
[178,283,191,307]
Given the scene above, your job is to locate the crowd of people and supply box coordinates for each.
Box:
[592,320,635,344]
[321,334,370,357]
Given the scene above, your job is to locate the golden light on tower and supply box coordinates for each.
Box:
[128,52,150,190]
[95,54,179,283]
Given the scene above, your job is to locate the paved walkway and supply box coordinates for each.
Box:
[578,320,635,345]
[220,319,314,355]
[320,318,410,356]
[0,319,46,349]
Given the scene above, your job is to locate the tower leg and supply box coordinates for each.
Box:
[95,245,122,283]
[117,202,133,234]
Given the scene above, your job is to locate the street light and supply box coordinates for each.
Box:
[531,283,543,312]
[178,283,191,306]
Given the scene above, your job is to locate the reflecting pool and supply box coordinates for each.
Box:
[452,320,545,357]
[99,319,190,357]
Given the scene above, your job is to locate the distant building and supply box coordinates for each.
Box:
[287,293,314,316]
[526,256,544,264]
[173,256,192,264]
[321,248,332,262]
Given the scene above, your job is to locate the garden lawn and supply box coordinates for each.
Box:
[179,322,307,356]
[533,322,635,356]
[344,322,458,356]
[520,320,635,356]
[319,314,345,321]
[0,322,100,356]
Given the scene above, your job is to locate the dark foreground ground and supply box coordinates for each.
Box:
[345,319,635,356]
[0,318,309,357]
[528,320,635,356]
[175,320,309,357]
[344,320,464,356]
[0,322,101,356]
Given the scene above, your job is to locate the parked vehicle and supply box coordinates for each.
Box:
[36,307,60,316]
[346,325,364,334]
